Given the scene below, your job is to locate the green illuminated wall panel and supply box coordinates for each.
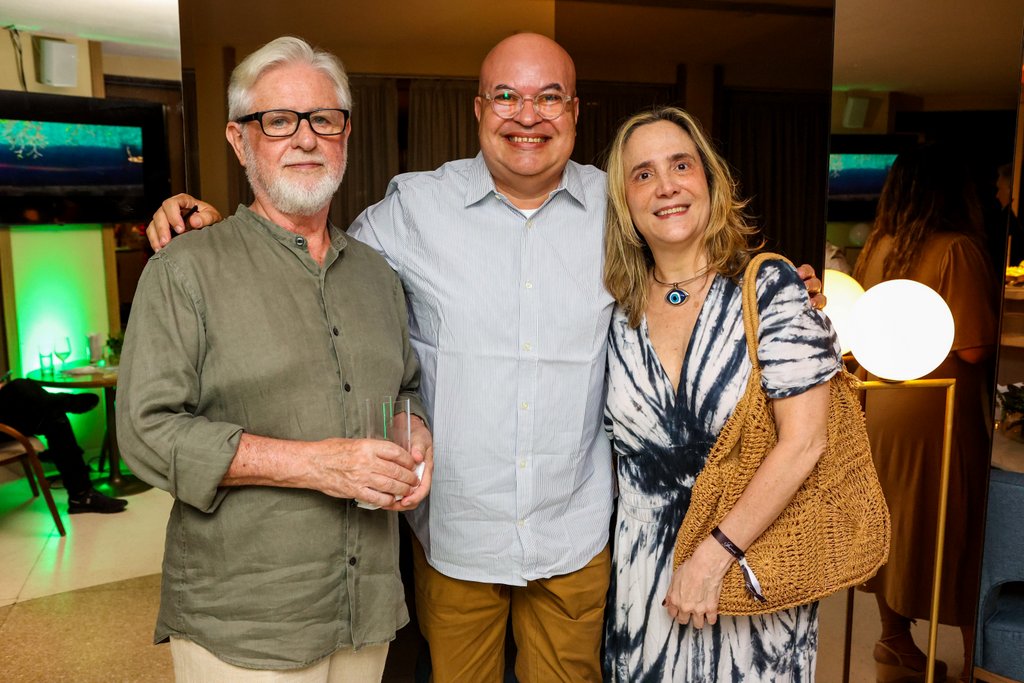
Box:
[9,224,109,451]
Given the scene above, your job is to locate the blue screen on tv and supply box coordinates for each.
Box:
[0,91,169,225]
[0,119,145,190]
[827,152,897,200]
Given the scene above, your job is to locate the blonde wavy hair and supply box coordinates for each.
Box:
[604,107,760,328]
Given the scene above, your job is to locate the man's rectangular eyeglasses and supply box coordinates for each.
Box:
[480,90,574,121]
[235,109,350,137]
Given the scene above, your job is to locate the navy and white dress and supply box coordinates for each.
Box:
[603,260,842,682]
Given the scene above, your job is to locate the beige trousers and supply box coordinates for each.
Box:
[170,637,389,683]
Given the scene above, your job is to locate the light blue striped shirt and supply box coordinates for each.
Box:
[350,153,615,585]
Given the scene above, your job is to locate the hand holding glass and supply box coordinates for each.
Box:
[357,397,424,509]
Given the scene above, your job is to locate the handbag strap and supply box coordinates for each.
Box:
[740,252,795,368]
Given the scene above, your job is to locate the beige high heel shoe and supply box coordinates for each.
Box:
[874,635,949,683]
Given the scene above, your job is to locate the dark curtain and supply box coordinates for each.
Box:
[407,79,479,172]
[405,79,678,176]
[334,76,400,230]
[573,81,679,170]
[722,90,830,270]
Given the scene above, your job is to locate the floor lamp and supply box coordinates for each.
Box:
[825,273,956,683]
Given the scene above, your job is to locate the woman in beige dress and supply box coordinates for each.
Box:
[854,142,998,682]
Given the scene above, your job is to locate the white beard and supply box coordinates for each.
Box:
[242,135,347,217]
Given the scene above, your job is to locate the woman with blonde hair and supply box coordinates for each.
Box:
[601,106,842,681]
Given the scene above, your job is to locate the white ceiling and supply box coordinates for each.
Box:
[0,0,180,59]
[0,0,1021,104]
[833,0,1023,105]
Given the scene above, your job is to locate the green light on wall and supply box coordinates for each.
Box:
[9,224,110,451]
[11,225,108,373]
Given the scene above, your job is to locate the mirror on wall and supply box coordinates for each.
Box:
[818,2,1024,682]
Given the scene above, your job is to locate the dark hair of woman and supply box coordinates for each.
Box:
[854,142,985,282]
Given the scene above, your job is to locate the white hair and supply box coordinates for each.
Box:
[227,36,352,120]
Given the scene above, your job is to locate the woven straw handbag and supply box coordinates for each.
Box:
[672,252,890,615]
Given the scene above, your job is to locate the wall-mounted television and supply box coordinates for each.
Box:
[827,134,917,222]
[0,91,170,225]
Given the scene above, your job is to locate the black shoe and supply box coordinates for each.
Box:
[60,393,100,414]
[67,489,128,514]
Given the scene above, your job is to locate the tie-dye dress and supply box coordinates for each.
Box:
[603,259,842,682]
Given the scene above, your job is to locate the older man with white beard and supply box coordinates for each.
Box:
[117,36,432,682]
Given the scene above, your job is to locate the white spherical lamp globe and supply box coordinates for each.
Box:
[849,280,954,381]
[822,269,865,355]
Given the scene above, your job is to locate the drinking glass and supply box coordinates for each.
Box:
[54,336,72,369]
[357,396,420,509]
[389,398,424,494]
[37,341,54,375]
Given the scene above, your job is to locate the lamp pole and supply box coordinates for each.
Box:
[854,378,956,683]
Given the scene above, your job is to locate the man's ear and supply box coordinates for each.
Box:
[474,96,483,123]
[225,122,247,166]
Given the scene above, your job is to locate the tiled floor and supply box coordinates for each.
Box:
[0,467,967,681]
[0,471,172,608]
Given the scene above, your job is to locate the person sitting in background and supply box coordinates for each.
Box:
[0,377,127,514]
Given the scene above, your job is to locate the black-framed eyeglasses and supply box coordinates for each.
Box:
[480,90,575,121]
[234,109,350,137]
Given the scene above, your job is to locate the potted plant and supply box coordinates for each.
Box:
[106,333,123,367]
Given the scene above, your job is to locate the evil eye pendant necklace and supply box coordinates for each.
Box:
[652,267,710,306]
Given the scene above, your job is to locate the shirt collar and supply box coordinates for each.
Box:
[463,152,588,210]
[237,204,348,273]
[237,204,348,253]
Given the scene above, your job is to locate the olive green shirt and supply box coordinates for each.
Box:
[117,205,423,669]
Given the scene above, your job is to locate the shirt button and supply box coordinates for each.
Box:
[519,459,527,469]
[522,342,532,352]
[526,219,534,229]
[520,402,528,410]
[517,519,526,528]
[349,557,357,566]
[332,326,339,336]
[344,383,351,392]
[524,281,533,289]
[295,236,306,247]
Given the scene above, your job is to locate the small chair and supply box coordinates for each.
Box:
[974,468,1024,683]
[0,422,66,536]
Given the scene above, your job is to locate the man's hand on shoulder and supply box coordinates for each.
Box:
[147,194,223,252]
[796,263,827,310]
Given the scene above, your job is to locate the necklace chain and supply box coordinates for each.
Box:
[651,266,709,289]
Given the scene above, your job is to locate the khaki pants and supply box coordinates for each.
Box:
[412,539,609,683]
[170,637,389,683]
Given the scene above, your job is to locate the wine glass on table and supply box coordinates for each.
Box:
[54,336,72,371]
